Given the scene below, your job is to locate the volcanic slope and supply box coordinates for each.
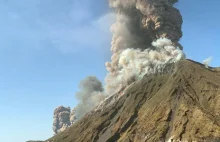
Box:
[47,60,220,142]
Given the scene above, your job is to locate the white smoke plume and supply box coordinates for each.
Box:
[105,38,185,94]
[105,0,185,94]
[53,0,186,133]
[74,76,105,118]
[71,0,185,117]
[203,57,212,68]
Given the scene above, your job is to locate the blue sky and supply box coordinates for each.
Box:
[0,0,219,142]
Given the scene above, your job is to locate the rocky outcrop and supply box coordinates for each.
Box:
[46,60,220,142]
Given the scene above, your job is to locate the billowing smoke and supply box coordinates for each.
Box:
[105,0,185,94]
[74,76,105,118]
[53,106,75,134]
[203,57,212,68]
[70,108,77,125]
[53,0,186,134]
[52,77,104,134]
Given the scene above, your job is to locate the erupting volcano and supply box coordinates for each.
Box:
[44,0,220,142]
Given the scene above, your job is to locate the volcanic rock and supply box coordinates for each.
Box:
[47,60,220,142]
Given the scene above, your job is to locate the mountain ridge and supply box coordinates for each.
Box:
[46,59,220,142]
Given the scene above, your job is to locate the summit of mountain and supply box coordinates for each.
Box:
[46,60,220,142]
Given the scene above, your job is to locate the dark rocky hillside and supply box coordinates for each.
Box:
[46,60,220,142]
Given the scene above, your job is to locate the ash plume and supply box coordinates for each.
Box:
[70,108,77,125]
[105,0,185,94]
[53,106,72,134]
[53,0,186,134]
[74,76,105,118]
[52,77,104,134]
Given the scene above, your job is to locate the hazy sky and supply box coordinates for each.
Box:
[0,0,219,142]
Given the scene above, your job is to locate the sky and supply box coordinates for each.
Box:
[0,0,219,142]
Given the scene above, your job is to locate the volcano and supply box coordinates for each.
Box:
[46,60,220,142]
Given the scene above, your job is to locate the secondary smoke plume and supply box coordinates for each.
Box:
[203,57,212,68]
[53,106,72,134]
[74,76,105,118]
[105,0,185,94]
[52,77,104,134]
